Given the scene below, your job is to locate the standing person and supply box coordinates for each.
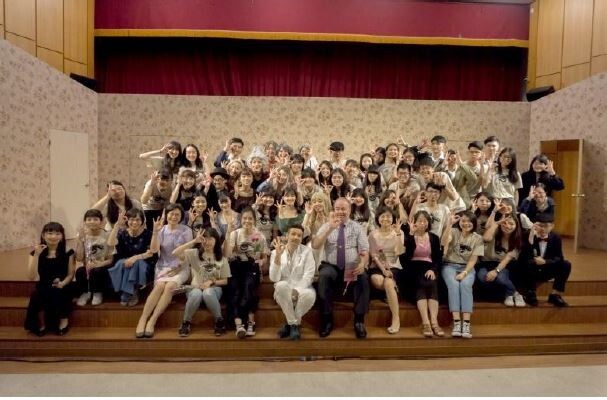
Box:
[472,192,495,235]
[225,207,269,338]
[92,180,142,230]
[214,137,244,167]
[520,214,571,307]
[519,154,565,207]
[135,204,193,338]
[441,211,484,339]
[141,169,174,231]
[328,141,346,169]
[232,168,257,212]
[139,140,184,176]
[302,191,332,266]
[247,150,269,191]
[477,214,525,307]
[270,224,317,340]
[25,222,75,336]
[429,135,447,169]
[388,162,421,213]
[312,198,370,339]
[350,188,373,233]
[443,148,482,209]
[299,144,319,171]
[179,143,207,189]
[402,211,444,338]
[107,208,154,307]
[410,183,451,240]
[169,169,198,213]
[368,207,405,334]
[74,209,114,307]
[379,143,401,185]
[206,167,231,212]
[173,228,231,336]
[483,135,500,162]
[275,188,304,236]
[482,147,523,204]
[298,168,321,203]
[252,189,278,247]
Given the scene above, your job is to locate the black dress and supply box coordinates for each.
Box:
[24,249,74,332]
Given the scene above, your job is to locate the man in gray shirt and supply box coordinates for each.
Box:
[312,197,370,338]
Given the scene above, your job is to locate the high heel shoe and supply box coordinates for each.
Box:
[422,323,433,338]
[387,324,400,334]
[57,325,70,336]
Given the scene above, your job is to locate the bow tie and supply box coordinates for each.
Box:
[538,237,548,242]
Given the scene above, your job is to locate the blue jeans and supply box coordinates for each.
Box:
[442,263,475,313]
[476,261,517,297]
[183,286,223,321]
[108,259,151,296]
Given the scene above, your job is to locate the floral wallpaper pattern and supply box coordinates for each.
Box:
[530,73,607,250]
[98,94,530,200]
[0,40,98,251]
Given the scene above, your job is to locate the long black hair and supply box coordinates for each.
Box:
[182,143,203,168]
[497,147,519,184]
[350,188,370,222]
[197,227,224,262]
[40,222,67,257]
[107,181,134,225]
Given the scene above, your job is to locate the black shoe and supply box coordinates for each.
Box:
[354,322,367,339]
[289,325,301,340]
[31,327,47,337]
[526,291,539,307]
[319,315,334,338]
[214,318,226,336]
[548,293,569,307]
[57,325,69,336]
[277,324,291,339]
[179,321,192,337]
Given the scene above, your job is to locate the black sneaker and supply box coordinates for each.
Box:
[214,318,226,336]
[289,324,301,340]
[178,321,192,337]
[548,293,569,307]
[277,324,291,339]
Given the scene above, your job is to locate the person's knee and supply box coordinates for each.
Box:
[562,260,572,273]
[188,288,203,300]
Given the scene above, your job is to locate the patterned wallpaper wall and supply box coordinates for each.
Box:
[0,40,98,251]
[530,73,607,250]
[98,94,530,198]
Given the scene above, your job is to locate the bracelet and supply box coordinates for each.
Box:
[495,268,501,273]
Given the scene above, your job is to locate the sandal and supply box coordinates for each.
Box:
[387,322,400,334]
[431,324,445,337]
[422,323,433,338]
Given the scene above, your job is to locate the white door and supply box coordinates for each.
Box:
[50,130,90,239]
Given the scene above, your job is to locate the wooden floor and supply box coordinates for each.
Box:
[1,239,606,360]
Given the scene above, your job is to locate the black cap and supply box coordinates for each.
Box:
[535,212,555,223]
[367,164,379,174]
[329,141,345,151]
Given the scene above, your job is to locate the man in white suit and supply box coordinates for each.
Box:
[269,224,317,340]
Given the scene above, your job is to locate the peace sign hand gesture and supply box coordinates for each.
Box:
[322,183,333,194]
[194,229,206,244]
[152,210,165,232]
[32,243,47,257]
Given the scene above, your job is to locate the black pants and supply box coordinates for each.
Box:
[24,286,72,332]
[227,258,260,322]
[317,262,370,320]
[520,260,571,293]
[143,209,163,232]
[75,265,111,294]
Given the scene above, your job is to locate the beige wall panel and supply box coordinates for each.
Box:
[593,0,607,56]
[5,0,35,39]
[562,0,593,67]
[5,32,36,56]
[0,0,4,25]
[36,46,63,71]
[64,58,87,77]
[537,0,564,76]
[535,73,562,90]
[37,0,63,52]
[527,1,539,90]
[591,54,607,75]
[64,0,87,63]
[1,28,4,40]
[562,63,590,87]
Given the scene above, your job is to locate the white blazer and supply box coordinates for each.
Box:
[269,244,316,291]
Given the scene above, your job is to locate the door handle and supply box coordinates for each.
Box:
[571,193,586,198]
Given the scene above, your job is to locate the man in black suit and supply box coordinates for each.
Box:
[520,213,571,307]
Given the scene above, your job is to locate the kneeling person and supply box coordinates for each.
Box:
[270,224,317,340]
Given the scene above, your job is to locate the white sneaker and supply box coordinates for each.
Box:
[91,292,103,306]
[76,292,91,306]
[246,321,256,337]
[504,295,514,307]
[462,321,472,339]
[451,320,462,337]
[513,292,526,307]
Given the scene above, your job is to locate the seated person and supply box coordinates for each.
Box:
[269,224,316,340]
[519,213,571,307]
[519,183,555,223]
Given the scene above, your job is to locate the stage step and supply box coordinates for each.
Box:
[2,296,606,328]
[1,324,606,359]
[1,279,606,297]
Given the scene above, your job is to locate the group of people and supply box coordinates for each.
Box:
[25,134,572,341]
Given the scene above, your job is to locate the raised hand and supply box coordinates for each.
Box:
[328,211,340,229]
[200,149,208,162]
[272,237,285,256]
[194,229,206,244]
[528,185,536,200]
[345,192,353,204]
[188,208,198,224]
[397,136,408,147]
[32,243,47,256]
[152,212,165,232]
[117,209,127,227]
[207,209,218,222]
[220,160,228,169]
[493,198,503,210]
[151,170,159,182]
[471,198,479,213]
[255,193,263,205]
[304,201,313,215]
[546,159,556,175]
[449,211,461,226]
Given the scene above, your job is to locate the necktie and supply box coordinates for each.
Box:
[336,224,346,270]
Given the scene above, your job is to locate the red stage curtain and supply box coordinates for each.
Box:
[95,38,526,101]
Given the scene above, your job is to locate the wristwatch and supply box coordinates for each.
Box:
[495,267,501,273]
